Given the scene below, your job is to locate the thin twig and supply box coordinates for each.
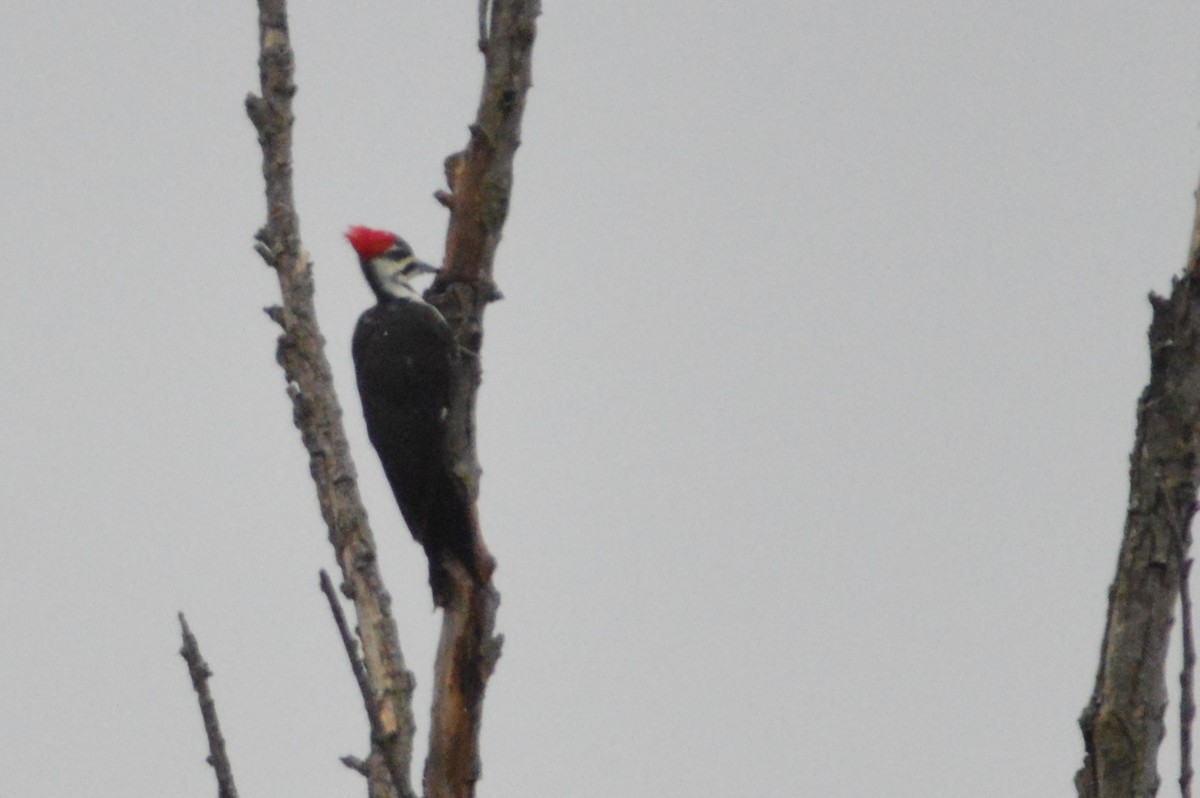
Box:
[477,0,490,51]
[320,570,377,724]
[342,755,369,775]
[1183,555,1196,798]
[320,570,411,794]
[178,614,239,798]
[1164,488,1198,798]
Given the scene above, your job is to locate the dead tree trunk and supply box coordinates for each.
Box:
[1076,187,1200,797]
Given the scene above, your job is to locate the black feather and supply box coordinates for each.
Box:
[352,299,477,603]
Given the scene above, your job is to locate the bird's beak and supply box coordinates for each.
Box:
[414,261,439,275]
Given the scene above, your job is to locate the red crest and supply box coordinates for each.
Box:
[345,226,398,260]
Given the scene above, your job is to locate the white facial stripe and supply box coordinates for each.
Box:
[371,255,428,303]
[373,255,415,282]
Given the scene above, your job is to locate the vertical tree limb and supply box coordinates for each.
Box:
[423,2,539,797]
[244,2,416,796]
[1075,182,1200,796]
[1182,557,1195,798]
[179,614,240,798]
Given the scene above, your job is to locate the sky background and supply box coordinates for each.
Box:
[3,2,1200,796]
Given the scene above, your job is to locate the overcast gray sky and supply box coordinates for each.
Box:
[4,2,1200,796]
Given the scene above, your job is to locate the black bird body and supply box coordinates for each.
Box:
[346,226,480,602]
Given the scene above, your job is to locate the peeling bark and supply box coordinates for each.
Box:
[422,2,539,797]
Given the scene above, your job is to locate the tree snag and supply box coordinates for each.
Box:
[423,3,539,798]
[1076,183,1200,797]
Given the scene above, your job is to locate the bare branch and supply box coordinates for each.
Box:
[422,2,539,796]
[178,614,239,798]
[1182,557,1195,798]
[321,569,376,725]
[477,0,490,52]
[245,1,416,795]
[320,570,412,795]
[1075,249,1200,794]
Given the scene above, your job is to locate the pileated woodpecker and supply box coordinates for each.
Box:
[345,225,481,603]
